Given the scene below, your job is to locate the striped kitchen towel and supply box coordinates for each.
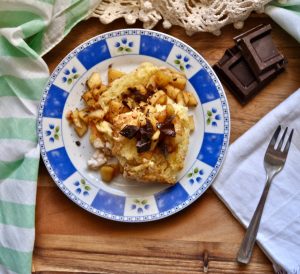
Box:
[0,1,100,273]
[265,0,300,43]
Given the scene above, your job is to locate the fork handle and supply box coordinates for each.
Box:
[236,175,272,264]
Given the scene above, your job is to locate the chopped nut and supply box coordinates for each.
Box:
[92,88,101,100]
[78,110,89,123]
[139,116,147,127]
[108,68,125,83]
[75,122,88,137]
[100,165,115,182]
[173,115,183,136]
[182,91,190,105]
[152,130,160,141]
[146,75,157,91]
[176,92,185,106]
[86,98,96,108]
[155,110,167,123]
[109,162,120,176]
[156,93,168,105]
[106,100,123,123]
[87,72,102,89]
[82,91,92,101]
[149,90,166,105]
[147,115,158,130]
[89,109,105,119]
[66,110,72,121]
[150,139,159,151]
[96,121,113,138]
[155,69,172,88]
[188,115,195,131]
[89,123,98,144]
[170,73,186,90]
[70,109,88,137]
[187,92,198,107]
[165,85,181,100]
[99,84,108,93]
[166,104,175,116]
[72,109,82,128]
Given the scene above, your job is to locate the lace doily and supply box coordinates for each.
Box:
[91,0,272,36]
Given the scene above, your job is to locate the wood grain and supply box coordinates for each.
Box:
[33,235,273,274]
[35,14,300,273]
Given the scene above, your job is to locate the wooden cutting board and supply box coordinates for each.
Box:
[33,13,300,273]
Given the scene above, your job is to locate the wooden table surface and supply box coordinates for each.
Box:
[33,14,300,274]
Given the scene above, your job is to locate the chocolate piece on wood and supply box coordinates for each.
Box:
[234,24,286,77]
[213,46,286,104]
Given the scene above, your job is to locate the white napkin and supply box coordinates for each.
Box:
[213,89,300,274]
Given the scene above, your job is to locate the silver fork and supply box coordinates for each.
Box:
[236,125,294,264]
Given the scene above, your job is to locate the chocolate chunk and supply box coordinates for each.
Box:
[122,99,131,110]
[159,125,176,137]
[234,24,285,77]
[213,46,286,104]
[128,87,148,103]
[120,125,139,139]
[136,137,151,153]
[139,119,154,139]
[157,115,176,137]
[133,119,154,153]
[158,140,168,157]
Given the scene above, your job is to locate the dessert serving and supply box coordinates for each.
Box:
[38,29,229,222]
[66,62,197,184]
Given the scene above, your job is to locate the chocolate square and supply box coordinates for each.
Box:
[234,24,285,77]
[213,46,286,104]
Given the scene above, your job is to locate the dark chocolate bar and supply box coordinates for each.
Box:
[213,46,285,104]
[234,24,285,77]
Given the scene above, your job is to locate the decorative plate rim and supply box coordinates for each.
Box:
[37,28,231,223]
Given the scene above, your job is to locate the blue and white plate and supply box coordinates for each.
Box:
[38,29,230,222]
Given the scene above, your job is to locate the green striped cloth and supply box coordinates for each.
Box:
[266,0,300,43]
[0,0,299,273]
[0,1,100,273]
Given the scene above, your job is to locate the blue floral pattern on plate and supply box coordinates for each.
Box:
[206,107,221,127]
[62,67,79,85]
[74,179,91,196]
[115,37,134,53]
[131,199,150,214]
[38,29,230,223]
[174,54,192,71]
[187,167,205,185]
[45,124,60,143]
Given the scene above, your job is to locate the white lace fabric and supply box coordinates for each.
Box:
[91,0,272,35]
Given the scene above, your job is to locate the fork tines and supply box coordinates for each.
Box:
[268,125,294,154]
